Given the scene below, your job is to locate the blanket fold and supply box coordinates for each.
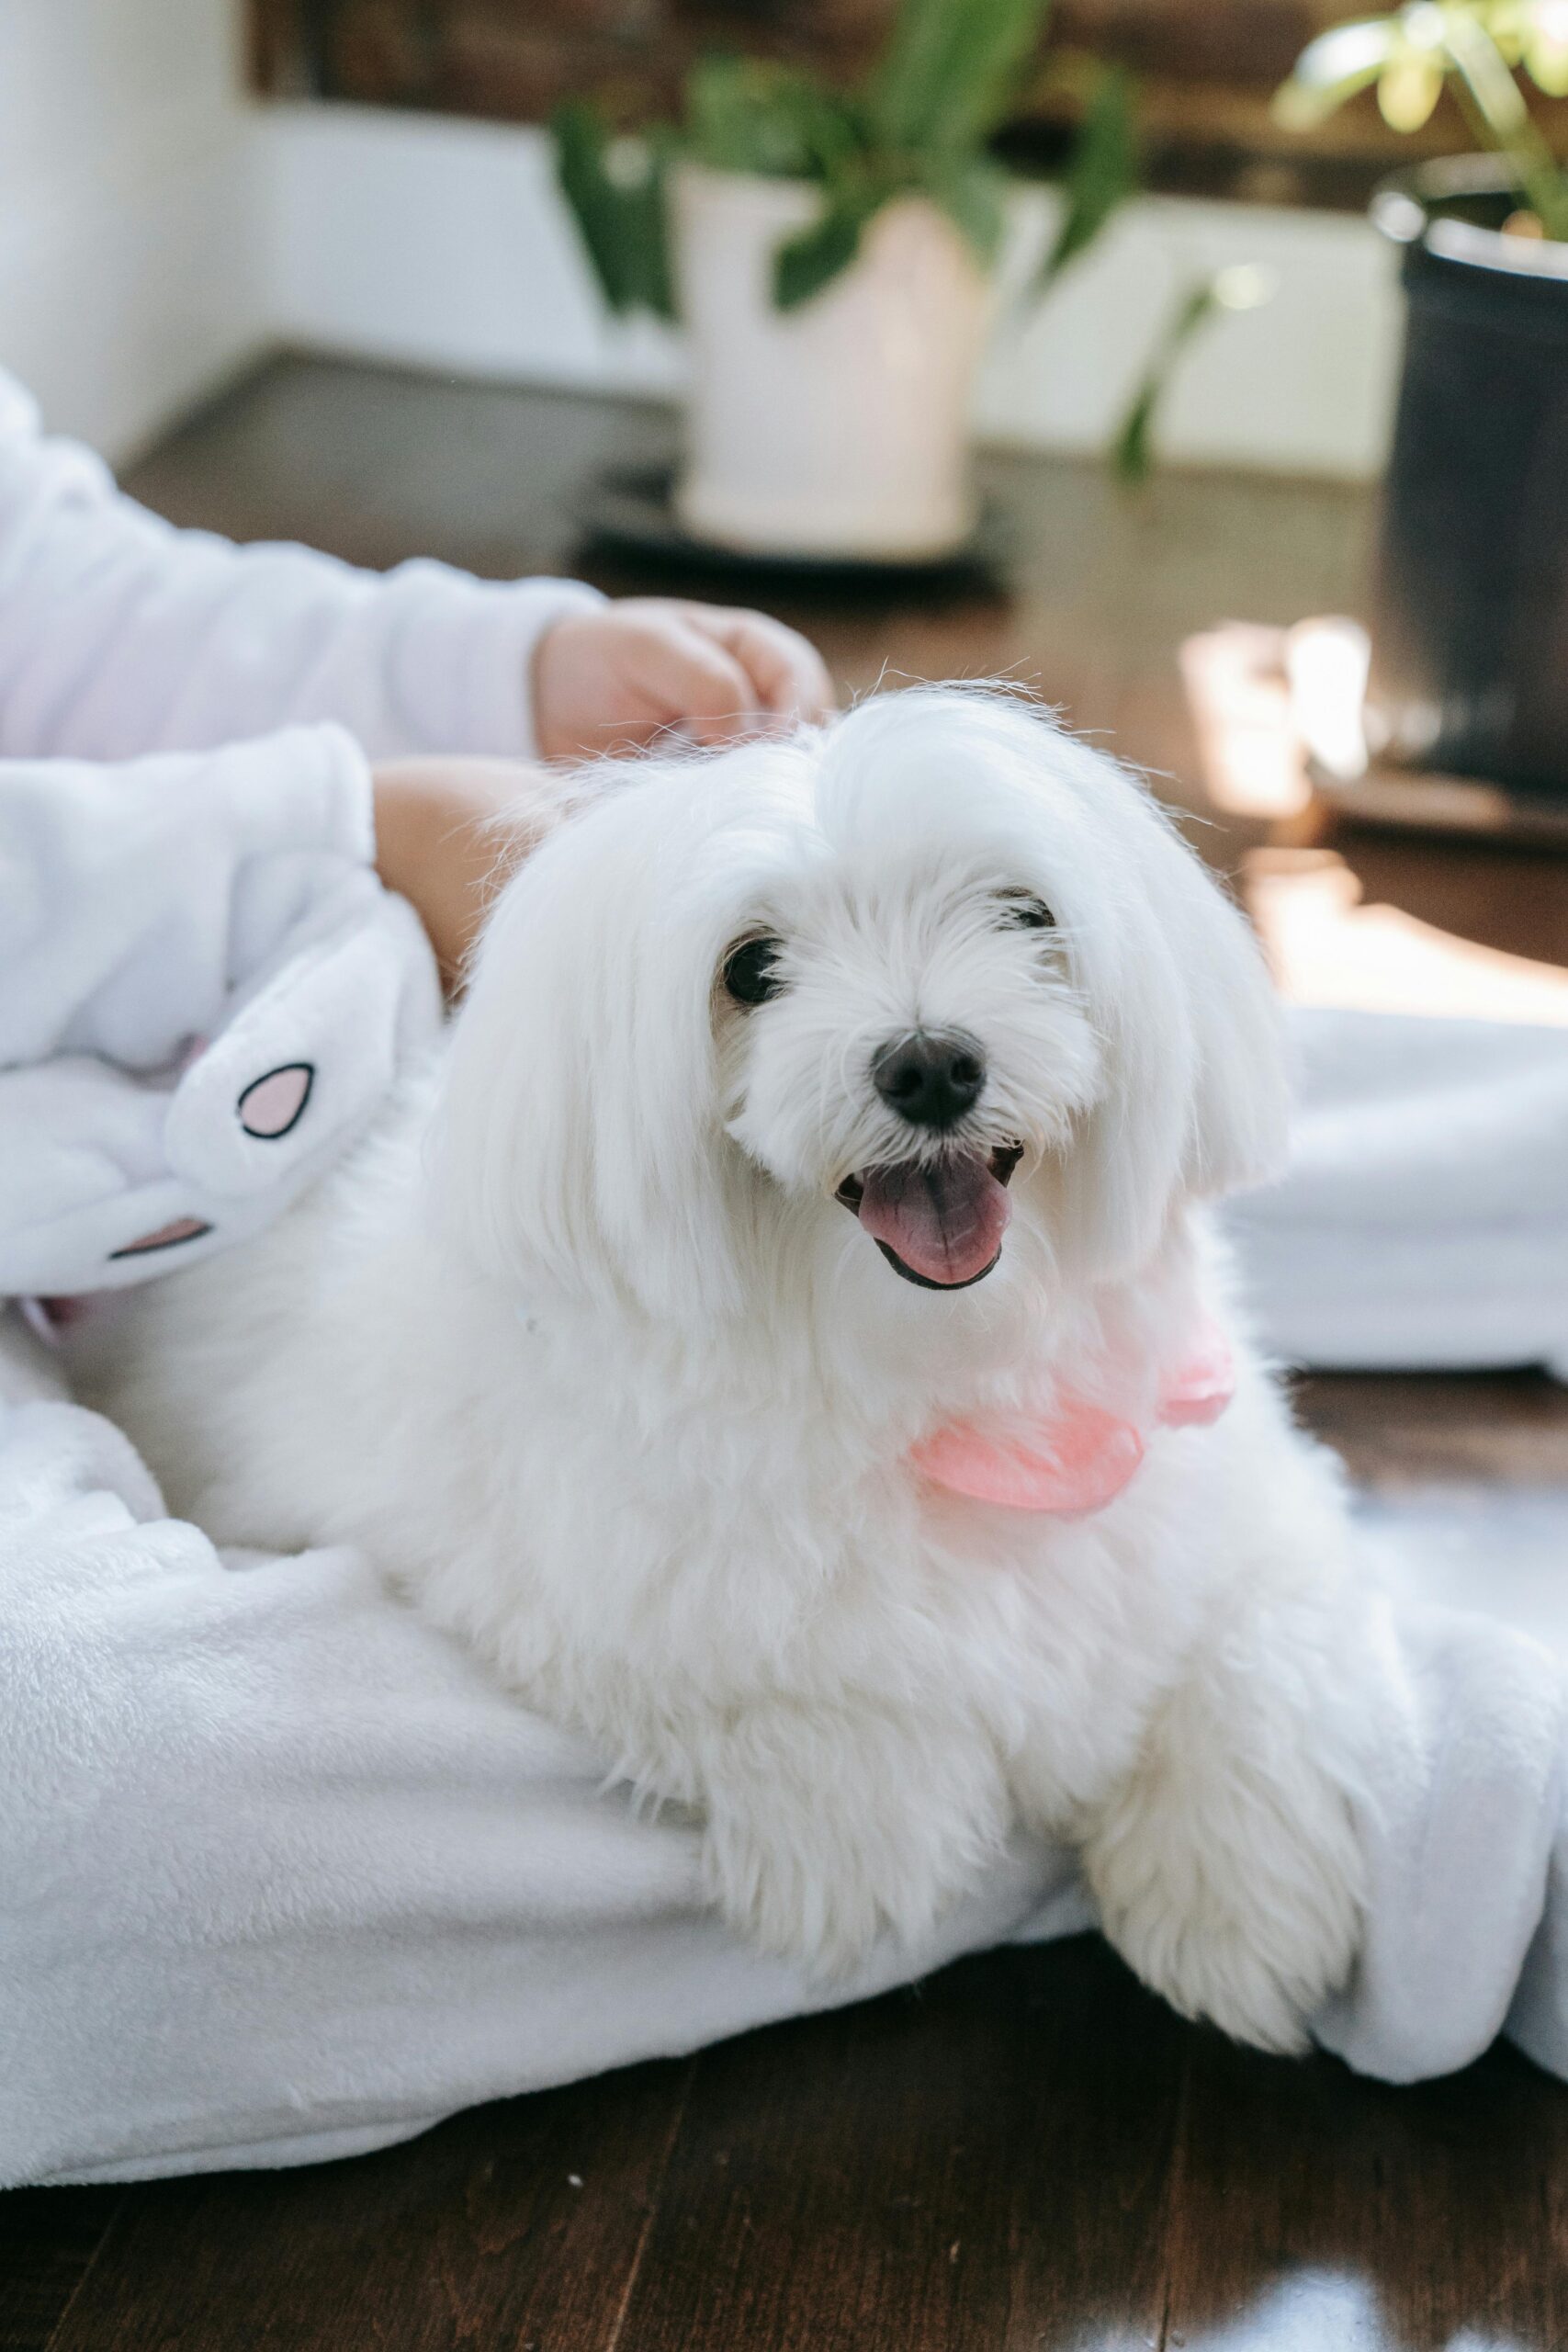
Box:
[1231,1009,1568,1378]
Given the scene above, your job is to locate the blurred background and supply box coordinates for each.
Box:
[6,0,1425,470]
[8,0,1568,1356]
[6,0,1568,1329]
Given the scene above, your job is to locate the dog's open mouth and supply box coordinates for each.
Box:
[835,1146,1022,1290]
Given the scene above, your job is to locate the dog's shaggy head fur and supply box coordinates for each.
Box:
[439,686,1286,1362]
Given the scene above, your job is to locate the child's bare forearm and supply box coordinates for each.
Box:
[372,758,570,991]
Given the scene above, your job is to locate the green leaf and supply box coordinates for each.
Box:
[1111,266,1269,486]
[871,0,1053,154]
[1035,65,1137,290]
[687,54,863,183]
[552,103,677,321]
[1271,17,1396,129]
[622,127,679,322]
[553,102,635,313]
[923,154,1010,264]
[1441,7,1568,239]
[688,55,806,177]
[773,192,878,309]
[1526,16,1568,96]
[1111,279,1218,486]
[1379,45,1445,130]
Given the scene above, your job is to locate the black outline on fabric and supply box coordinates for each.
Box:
[109,1217,215,1261]
[237,1061,316,1141]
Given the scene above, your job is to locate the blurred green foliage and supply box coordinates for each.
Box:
[1277,2,1568,239]
[552,0,1258,481]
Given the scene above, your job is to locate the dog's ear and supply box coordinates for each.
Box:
[1050,739,1289,1281]
[433,779,745,1324]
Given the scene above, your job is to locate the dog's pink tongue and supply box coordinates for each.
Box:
[857,1156,1011,1285]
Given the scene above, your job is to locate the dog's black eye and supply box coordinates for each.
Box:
[998,893,1055,931]
[723,935,785,1006]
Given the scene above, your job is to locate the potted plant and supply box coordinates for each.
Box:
[554,0,1246,560]
[1279,2,1568,794]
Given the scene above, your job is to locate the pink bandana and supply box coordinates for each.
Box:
[909,1319,1235,1515]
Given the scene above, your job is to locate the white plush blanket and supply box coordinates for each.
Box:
[4,1328,1567,2188]
[5,749,1568,2188]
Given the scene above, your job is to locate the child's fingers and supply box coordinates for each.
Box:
[688,607,836,725]
[630,618,761,744]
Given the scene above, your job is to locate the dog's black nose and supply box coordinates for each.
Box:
[872,1030,987,1129]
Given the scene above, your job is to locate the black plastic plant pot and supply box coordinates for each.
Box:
[1367,156,1568,795]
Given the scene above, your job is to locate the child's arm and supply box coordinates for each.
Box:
[370,756,570,991]
[0,377,830,767]
[0,374,835,986]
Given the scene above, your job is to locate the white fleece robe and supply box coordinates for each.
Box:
[4,372,1568,2188]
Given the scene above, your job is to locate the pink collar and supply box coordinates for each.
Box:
[909,1319,1235,1515]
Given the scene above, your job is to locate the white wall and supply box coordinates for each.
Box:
[0,0,265,460]
[0,16,1402,480]
[263,106,1401,481]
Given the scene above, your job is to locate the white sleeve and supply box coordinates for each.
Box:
[0,373,603,764]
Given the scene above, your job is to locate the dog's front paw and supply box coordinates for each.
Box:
[1084,1765,1364,2053]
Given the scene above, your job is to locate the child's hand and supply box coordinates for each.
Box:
[532,597,835,763]
[373,757,566,992]
[377,602,832,988]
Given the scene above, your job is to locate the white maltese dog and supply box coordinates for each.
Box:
[80,686,1371,2051]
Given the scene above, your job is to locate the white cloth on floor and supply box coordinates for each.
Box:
[3,1330,1566,2189]
[0,729,440,1296]
[1230,1010,1568,1378]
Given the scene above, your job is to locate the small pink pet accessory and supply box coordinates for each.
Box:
[909,1318,1235,1516]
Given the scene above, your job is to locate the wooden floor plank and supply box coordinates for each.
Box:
[43,2058,694,2352]
[1296,1371,1568,1490]
[612,1939,1187,2352]
[0,2188,123,2352]
[1163,2030,1568,2350]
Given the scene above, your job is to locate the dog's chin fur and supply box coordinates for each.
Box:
[75,686,1373,2052]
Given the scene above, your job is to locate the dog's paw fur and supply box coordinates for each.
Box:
[1083,1733,1365,2052]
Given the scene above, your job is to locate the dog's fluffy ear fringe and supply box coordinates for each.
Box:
[1046,728,1289,1278]
[432,774,746,1325]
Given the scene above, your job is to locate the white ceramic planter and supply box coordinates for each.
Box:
[672,164,992,560]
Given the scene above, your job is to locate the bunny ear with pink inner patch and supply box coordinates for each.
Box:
[237,1063,314,1140]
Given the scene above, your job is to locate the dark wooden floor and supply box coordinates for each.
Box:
[8,356,1568,2350]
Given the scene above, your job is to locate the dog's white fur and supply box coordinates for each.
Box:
[77,687,1372,2050]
